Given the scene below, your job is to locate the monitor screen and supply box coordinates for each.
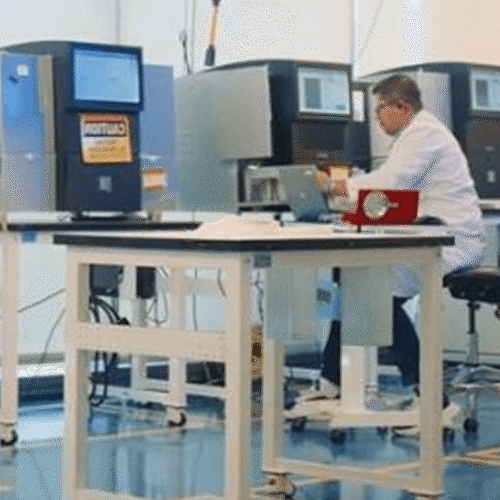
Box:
[297,67,350,116]
[73,46,142,107]
[470,68,500,113]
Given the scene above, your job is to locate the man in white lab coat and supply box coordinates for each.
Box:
[311,74,485,401]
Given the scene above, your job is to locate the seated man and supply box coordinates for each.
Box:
[298,74,485,407]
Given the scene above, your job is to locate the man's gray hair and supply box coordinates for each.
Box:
[373,74,423,112]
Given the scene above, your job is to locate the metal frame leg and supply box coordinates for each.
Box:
[0,227,19,445]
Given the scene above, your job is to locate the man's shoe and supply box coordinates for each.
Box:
[294,377,340,404]
[392,401,463,438]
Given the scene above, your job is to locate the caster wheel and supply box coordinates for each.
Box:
[0,430,17,447]
[290,417,306,432]
[376,427,389,438]
[262,473,296,498]
[168,412,187,428]
[443,428,455,442]
[330,429,346,444]
[464,418,478,434]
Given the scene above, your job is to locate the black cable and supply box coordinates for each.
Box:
[355,0,387,64]
[88,352,100,402]
[88,296,124,407]
[36,308,66,367]
[147,271,169,325]
[18,288,66,313]
[90,352,109,407]
[217,269,226,297]
[90,303,100,323]
[90,352,119,408]
[90,297,115,324]
[91,296,120,323]
[179,30,192,75]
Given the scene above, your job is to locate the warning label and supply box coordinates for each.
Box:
[80,113,133,164]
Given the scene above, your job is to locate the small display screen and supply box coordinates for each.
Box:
[73,47,141,104]
[470,69,500,112]
[297,67,350,116]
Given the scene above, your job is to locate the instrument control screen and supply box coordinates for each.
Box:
[297,67,350,116]
[470,69,500,113]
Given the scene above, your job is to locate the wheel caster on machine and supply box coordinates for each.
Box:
[376,427,389,439]
[464,418,478,434]
[330,429,346,444]
[443,427,455,443]
[290,417,306,432]
[0,430,17,447]
[168,410,187,428]
[261,471,296,498]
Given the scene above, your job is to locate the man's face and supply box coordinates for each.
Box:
[375,96,411,136]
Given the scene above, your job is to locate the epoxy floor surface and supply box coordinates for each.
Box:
[4,387,500,500]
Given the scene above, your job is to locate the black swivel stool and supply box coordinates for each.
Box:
[443,266,500,433]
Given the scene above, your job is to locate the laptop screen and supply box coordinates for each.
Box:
[278,166,330,222]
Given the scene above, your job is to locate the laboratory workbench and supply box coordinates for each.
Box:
[53,223,453,500]
[0,218,199,446]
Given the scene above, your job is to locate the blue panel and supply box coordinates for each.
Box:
[140,65,175,157]
[1,53,45,153]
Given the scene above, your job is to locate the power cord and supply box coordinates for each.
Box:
[18,288,66,314]
[88,295,129,407]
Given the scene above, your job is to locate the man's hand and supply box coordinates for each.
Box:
[314,171,348,197]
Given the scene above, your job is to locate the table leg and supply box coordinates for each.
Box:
[63,252,92,500]
[224,256,252,500]
[0,230,19,445]
[63,347,92,500]
[263,339,284,471]
[417,250,444,495]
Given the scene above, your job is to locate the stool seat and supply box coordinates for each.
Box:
[443,265,500,434]
[443,266,500,303]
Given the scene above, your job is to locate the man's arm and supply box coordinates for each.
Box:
[315,171,348,197]
[349,124,439,193]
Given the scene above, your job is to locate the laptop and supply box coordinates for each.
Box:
[278,165,331,222]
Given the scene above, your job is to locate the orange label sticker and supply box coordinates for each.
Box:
[81,113,133,164]
[142,168,168,191]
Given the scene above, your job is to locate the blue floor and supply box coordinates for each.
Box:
[5,386,500,500]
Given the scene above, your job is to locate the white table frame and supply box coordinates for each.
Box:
[263,246,444,498]
[58,229,449,500]
[0,219,199,446]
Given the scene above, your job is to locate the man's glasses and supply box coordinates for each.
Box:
[375,101,398,114]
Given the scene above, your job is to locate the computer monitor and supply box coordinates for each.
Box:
[470,68,500,114]
[296,66,351,119]
[71,44,143,111]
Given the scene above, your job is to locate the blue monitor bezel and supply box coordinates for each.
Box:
[69,42,144,112]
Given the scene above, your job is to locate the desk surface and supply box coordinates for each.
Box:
[6,220,200,232]
[53,224,454,252]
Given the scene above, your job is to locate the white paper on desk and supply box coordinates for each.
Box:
[192,215,282,239]
[192,214,336,239]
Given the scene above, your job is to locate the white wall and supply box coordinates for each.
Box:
[118,0,188,71]
[355,0,500,78]
[424,0,500,66]
[0,0,117,46]
[120,0,352,76]
[192,0,351,70]
[354,0,409,77]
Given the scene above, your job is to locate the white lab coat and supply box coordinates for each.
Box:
[346,110,485,297]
